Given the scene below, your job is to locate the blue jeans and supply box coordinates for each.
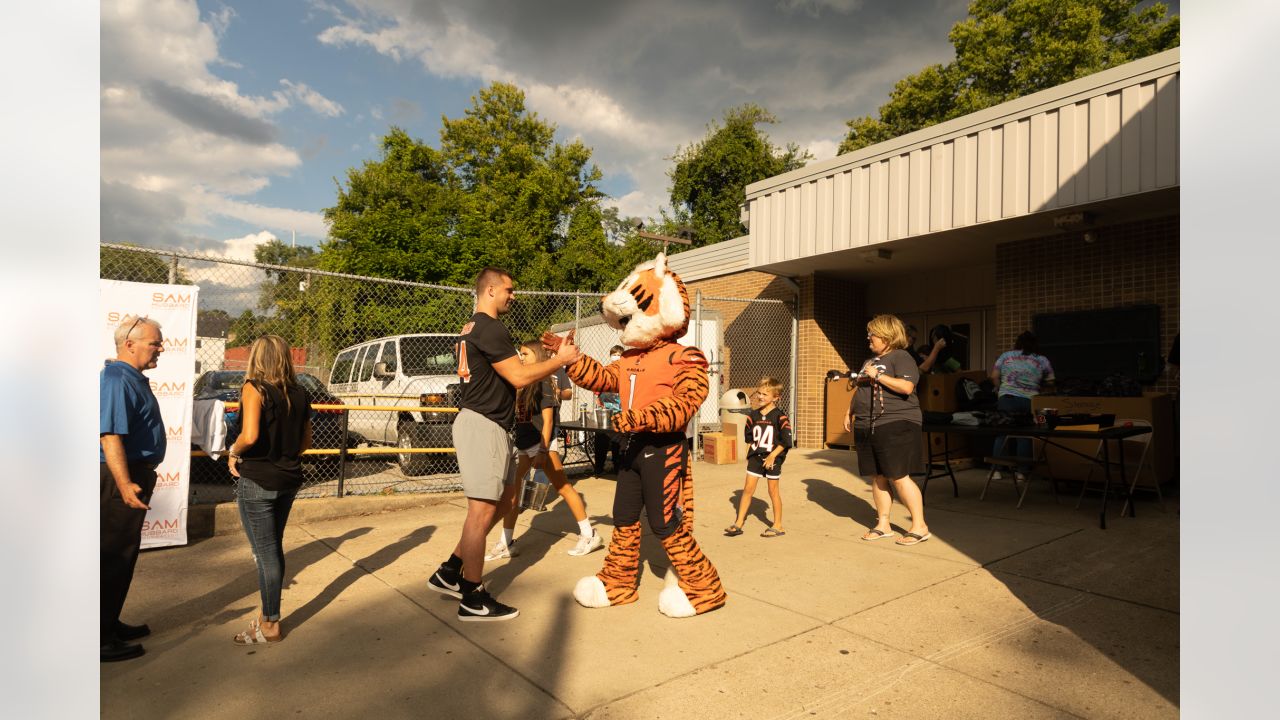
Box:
[994,394,1033,474]
[236,476,297,621]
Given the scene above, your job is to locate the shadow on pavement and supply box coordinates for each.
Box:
[798,448,1178,706]
[288,525,437,633]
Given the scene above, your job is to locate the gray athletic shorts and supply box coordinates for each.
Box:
[453,409,517,501]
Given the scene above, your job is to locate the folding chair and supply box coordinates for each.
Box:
[1075,419,1162,514]
[981,434,1057,508]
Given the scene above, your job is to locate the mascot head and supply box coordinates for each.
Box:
[601,252,690,348]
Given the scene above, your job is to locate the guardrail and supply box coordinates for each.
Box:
[191,402,458,497]
[190,401,595,499]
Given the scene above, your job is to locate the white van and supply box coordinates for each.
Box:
[329,333,459,476]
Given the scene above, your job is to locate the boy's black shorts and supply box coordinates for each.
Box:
[746,454,785,479]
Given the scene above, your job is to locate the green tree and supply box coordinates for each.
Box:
[322,82,609,290]
[839,0,1179,154]
[322,128,458,282]
[100,244,192,284]
[669,105,810,247]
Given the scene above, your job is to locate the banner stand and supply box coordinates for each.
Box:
[100,280,199,549]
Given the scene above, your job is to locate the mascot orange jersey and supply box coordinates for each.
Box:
[545,252,726,618]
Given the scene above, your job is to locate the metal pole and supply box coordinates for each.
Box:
[168,255,178,284]
[574,293,582,411]
[789,295,799,444]
[337,411,350,498]
[693,290,702,457]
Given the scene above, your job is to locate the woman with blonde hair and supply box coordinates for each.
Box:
[486,340,601,560]
[226,335,312,644]
[842,314,931,546]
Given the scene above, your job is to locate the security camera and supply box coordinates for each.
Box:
[629,217,645,231]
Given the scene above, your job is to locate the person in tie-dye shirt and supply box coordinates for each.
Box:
[990,332,1055,479]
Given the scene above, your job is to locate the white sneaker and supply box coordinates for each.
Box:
[484,538,517,561]
[1014,472,1027,482]
[991,471,1003,480]
[567,531,603,556]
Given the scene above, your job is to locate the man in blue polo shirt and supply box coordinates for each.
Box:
[100,315,167,662]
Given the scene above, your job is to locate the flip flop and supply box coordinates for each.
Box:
[723,525,744,537]
[861,528,896,541]
[760,527,786,538]
[895,532,932,547]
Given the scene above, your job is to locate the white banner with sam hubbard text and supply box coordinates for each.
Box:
[100,280,198,549]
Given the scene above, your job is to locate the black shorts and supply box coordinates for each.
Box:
[746,454,785,479]
[854,421,921,479]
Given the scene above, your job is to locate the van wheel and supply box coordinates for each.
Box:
[424,422,458,474]
[397,424,432,477]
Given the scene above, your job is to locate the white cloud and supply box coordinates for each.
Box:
[280,79,345,117]
[183,231,279,291]
[606,190,668,224]
[803,138,841,163]
[102,0,334,246]
[207,4,237,38]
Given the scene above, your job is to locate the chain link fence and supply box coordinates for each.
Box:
[100,243,795,503]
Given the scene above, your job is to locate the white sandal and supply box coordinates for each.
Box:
[233,618,282,645]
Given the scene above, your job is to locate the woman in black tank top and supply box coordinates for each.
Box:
[226,335,312,645]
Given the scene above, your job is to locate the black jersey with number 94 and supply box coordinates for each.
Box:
[744,407,793,458]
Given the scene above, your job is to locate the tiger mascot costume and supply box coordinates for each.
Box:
[542,252,726,618]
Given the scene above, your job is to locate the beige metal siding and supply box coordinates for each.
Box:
[665,236,751,282]
[744,49,1179,267]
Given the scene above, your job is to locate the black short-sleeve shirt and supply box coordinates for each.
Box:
[849,348,922,429]
[456,312,518,429]
[513,379,559,449]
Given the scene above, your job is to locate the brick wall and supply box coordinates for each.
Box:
[995,215,1179,395]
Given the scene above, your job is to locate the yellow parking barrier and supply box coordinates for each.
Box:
[191,402,459,496]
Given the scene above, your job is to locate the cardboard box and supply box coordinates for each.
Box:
[701,432,737,464]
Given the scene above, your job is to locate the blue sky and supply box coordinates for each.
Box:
[100,0,1179,266]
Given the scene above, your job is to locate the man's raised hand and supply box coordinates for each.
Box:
[554,329,580,366]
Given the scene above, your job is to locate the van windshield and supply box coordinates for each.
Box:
[400,336,458,377]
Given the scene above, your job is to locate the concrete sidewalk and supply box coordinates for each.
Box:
[103,449,1178,719]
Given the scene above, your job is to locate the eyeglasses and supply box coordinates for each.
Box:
[124,315,144,341]
[124,316,161,348]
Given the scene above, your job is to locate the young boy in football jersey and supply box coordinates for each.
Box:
[724,377,793,538]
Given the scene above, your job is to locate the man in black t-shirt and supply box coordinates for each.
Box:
[427,267,580,623]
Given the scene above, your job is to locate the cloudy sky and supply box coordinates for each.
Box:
[102,0,999,262]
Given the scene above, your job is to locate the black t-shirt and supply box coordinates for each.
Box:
[744,406,793,458]
[513,379,559,450]
[456,312,518,429]
[849,348,922,429]
[239,381,310,491]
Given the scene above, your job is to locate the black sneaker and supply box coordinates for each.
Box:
[457,588,519,623]
[427,563,464,599]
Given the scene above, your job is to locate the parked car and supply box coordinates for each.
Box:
[328,334,460,476]
[192,370,350,453]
